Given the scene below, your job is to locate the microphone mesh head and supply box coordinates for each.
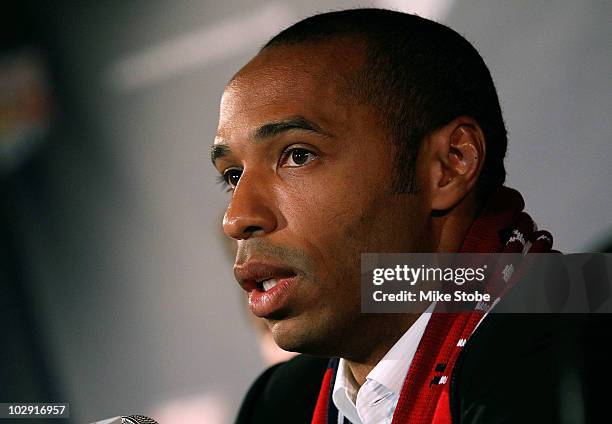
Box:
[122,416,159,424]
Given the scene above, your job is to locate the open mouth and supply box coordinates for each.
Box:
[256,275,296,292]
[236,265,300,317]
[260,278,279,292]
[234,261,298,296]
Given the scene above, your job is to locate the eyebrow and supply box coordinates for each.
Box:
[210,144,230,165]
[253,116,328,141]
[211,116,329,165]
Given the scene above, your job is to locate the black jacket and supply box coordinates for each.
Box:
[236,314,608,423]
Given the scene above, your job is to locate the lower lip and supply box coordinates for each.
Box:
[248,277,298,317]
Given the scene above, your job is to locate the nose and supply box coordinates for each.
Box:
[222,173,278,240]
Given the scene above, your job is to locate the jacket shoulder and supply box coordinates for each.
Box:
[452,314,611,423]
[235,354,329,424]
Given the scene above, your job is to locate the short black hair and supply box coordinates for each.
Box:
[263,8,507,194]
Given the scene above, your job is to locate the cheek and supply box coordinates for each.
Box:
[274,150,418,275]
[280,184,390,280]
[280,180,372,246]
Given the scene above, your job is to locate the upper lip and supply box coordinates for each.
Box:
[234,261,297,292]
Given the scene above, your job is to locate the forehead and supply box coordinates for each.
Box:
[216,40,367,139]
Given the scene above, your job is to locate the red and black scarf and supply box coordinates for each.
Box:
[311,187,555,424]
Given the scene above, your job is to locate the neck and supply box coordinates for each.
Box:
[344,313,420,386]
[345,191,484,387]
[433,189,484,252]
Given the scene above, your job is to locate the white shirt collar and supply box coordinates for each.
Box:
[332,304,434,423]
[333,359,362,424]
[366,305,433,395]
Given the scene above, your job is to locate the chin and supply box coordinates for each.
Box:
[268,316,339,357]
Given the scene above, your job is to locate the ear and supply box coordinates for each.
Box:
[423,116,486,211]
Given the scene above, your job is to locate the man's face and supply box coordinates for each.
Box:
[213,41,431,358]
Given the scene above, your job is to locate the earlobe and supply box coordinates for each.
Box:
[429,117,486,211]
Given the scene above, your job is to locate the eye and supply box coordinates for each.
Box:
[281,148,317,167]
[218,167,242,190]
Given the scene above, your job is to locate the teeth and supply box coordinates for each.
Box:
[262,279,278,292]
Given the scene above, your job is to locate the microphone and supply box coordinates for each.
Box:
[91,415,158,424]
